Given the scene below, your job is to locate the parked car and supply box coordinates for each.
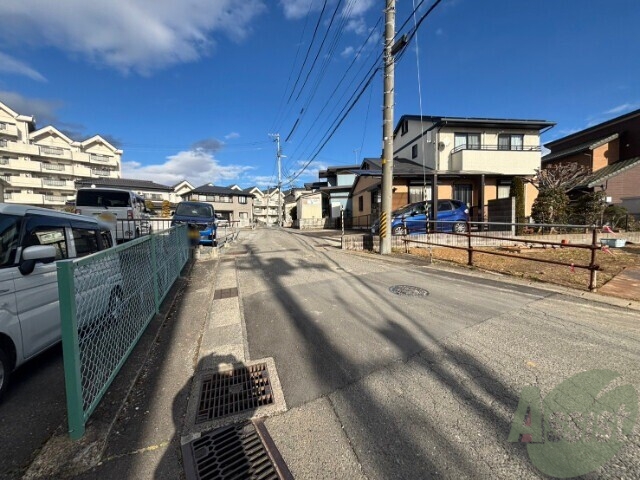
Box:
[0,204,118,399]
[371,200,470,235]
[171,201,217,246]
[75,187,151,242]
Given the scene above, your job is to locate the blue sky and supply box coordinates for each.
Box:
[1,0,638,189]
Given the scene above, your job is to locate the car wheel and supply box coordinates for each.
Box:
[0,348,10,401]
[393,225,406,235]
[453,222,467,233]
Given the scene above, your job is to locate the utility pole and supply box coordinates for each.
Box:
[380,0,396,255]
[269,133,284,226]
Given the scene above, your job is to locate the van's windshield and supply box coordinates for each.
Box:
[77,190,131,208]
[175,203,214,218]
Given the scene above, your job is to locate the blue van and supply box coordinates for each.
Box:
[171,201,217,245]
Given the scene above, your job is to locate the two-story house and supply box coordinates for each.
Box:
[318,164,358,220]
[0,100,122,209]
[181,184,253,227]
[543,108,640,215]
[385,115,554,221]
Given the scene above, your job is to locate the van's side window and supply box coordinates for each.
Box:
[72,228,100,257]
[0,214,22,267]
[24,227,68,260]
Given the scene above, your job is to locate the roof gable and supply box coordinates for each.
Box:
[30,125,75,145]
[80,135,122,154]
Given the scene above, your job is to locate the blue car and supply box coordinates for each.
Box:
[171,201,217,245]
[371,200,469,235]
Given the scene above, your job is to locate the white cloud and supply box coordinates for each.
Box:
[0,52,46,82]
[249,175,278,188]
[340,46,355,58]
[0,90,61,123]
[345,18,367,35]
[0,0,266,74]
[122,150,254,187]
[604,103,639,115]
[225,132,240,140]
[280,0,316,20]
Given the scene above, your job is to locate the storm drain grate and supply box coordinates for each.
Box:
[196,363,273,424]
[182,420,292,480]
[389,285,430,297]
[214,287,239,300]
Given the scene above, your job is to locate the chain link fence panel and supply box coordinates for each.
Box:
[58,224,189,439]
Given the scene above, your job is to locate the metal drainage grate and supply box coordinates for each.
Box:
[214,287,239,300]
[182,420,292,480]
[196,363,274,424]
[389,285,430,297]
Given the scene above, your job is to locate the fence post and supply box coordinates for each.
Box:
[467,221,474,266]
[57,260,85,440]
[589,228,598,291]
[341,207,344,249]
[150,233,160,313]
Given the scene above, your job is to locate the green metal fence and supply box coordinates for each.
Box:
[57,224,189,439]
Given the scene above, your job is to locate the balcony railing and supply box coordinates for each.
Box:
[40,145,65,156]
[0,123,6,131]
[42,163,66,171]
[45,195,66,202]
[451,144,541,154]
[43,179,68,187]
[90,154,111,162]
[92,169,111,176]
[0,139,6,147]
[0,158,8,165]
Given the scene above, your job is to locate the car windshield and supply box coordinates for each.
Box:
[0,214,22,267]
[175,203,214,218]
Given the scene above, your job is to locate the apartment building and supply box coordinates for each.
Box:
[0,100,122,208]
[248,187,284,225]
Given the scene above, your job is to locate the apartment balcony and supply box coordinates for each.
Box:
[42,178,74,190]
[71,151,91,164]
[2,175,42,188]
[37,145,73,160]
[73,165,93,177]
[3,192,46,205]
[92,168,118,178]
[0,121,19,138]
[41,162,68,173]
[0,140,40,156]
[449,145,541,175]
[0,158,43,173]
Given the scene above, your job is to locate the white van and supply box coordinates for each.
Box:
[75,187,151,242]
[0,204,118,399]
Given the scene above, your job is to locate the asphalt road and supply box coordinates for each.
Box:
[238,228,640,479]
[0,344,65,480]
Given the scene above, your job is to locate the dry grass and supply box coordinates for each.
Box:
[406,243,640,292]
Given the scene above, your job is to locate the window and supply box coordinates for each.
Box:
[437,200,453,211]
[498,134,524,151]
[453,184,472,206]
[409,185,430,203]
[72,229,99,257]
[358,196,364,211]
[401,120,409,135]
[0,214,22,267]
[239,212,248,219]
[411,144,418,159]
[454,133,481,150]
[497,183,511,199]
[24,226,67,260]
[238,196,247,204]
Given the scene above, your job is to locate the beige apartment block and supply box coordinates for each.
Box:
[0,101,122,208]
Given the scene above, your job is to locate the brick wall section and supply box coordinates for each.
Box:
[592,138,620,171]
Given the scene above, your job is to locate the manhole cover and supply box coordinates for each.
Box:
[389,285,430,297]
[196,363,274,424]
[214,287,238,300]
[182,419,292,480]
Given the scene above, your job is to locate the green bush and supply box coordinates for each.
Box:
[571,191,606,226]
[531,187,569,226]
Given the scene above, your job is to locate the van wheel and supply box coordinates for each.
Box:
[393,225,406,236]
[0,348,10,401]
[453,222,467,233]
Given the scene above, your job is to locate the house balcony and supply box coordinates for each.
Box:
[449,145,541,175]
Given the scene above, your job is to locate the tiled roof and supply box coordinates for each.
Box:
[542,133,619,163]
[577,157,640,188]
[75,177,173,191]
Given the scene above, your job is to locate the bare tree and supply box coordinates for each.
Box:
[531,163,590,192]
